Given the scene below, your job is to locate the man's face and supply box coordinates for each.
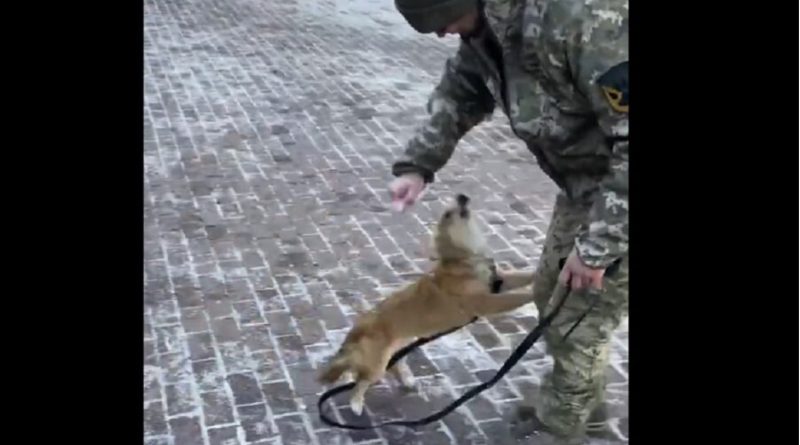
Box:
[436,8,480,38]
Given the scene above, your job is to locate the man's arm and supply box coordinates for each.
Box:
[570,10,629,269]
[392,41,495,183]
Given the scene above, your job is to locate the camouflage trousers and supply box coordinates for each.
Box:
[531,193,629,438]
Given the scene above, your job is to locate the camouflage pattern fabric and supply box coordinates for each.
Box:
[391,0,629,437]
[531,193,629,438]
[391,0,629,269]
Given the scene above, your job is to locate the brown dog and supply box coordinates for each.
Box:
[318,194,535,415]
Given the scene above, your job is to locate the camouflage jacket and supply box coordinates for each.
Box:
[391,0,629,269]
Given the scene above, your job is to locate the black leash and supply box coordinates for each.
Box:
[317,258,620,430]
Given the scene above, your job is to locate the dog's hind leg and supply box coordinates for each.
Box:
[389,356,416,390]
[349,379,373,416]
[349,348,394,415]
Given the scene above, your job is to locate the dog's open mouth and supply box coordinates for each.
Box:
[457,193,470,218]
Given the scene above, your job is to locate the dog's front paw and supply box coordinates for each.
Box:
[497,271,535,291]
[350,397,365,416]
[399,374,417,391]
[397,367,417,390]
[518,273,535,287]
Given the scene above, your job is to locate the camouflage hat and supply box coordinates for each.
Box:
[394,0,479,34]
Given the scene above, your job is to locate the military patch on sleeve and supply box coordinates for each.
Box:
[597,61,628,113]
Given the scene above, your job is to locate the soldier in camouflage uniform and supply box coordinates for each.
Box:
[388,0,628,441]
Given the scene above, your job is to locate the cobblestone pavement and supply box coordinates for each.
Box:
[143,0,629,444]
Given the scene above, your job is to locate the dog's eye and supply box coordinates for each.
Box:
[443,211,451,219]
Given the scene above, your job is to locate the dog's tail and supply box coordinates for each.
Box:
[318,353,349,384]
[319,322,374,384]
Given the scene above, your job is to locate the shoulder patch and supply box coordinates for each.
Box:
[597,61,628,113]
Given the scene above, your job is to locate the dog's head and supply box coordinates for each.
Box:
[433,194,487,260]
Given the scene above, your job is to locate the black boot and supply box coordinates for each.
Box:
[509,405,587,445]
[585,403,628,442]
[585,403,610,436]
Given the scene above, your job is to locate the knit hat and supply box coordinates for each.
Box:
[394,0,479,33]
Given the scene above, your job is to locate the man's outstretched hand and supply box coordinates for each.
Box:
[389,173,426,212]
